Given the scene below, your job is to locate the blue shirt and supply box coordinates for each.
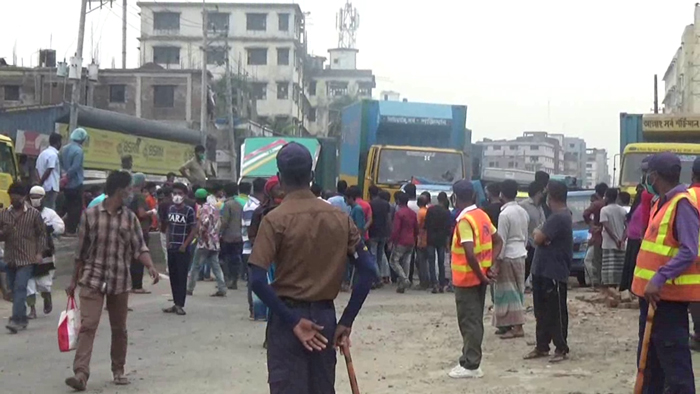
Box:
[328,195,351,215]
[350,204,366,237]
[60,142,84,189]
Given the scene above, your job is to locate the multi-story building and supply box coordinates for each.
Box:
[663,3,700,113]
[137,2,308,133]
[478,138,559,174]
[584,148,610,189]
[563,136,587,185]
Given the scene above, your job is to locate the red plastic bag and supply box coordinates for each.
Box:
[57,296,80,352]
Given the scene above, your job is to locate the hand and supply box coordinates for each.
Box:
[644,281,661,308]
[65,280,77,298]
[35,253,43,265]
[148,265,160,284]
[479,274,493,285]
[334,324,352,350]
[293,318,328,351]
[178,244,187,253]
[487,266,499,280]
[616,240,624,250]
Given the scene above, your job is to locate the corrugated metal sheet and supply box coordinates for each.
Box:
[619,113,644,154]
[0,104,68,140]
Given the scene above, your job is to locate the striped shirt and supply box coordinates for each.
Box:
[242,196,260,255]
[75,202,150,295]
[0,204,46,267]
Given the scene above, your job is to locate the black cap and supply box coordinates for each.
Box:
[647,152,681,174]
[276,142,313,175]
[452,179,474,199]
[693,156,700,175]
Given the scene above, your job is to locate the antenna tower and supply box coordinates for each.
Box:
[336,0,359,49]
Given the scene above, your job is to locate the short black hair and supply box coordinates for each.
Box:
[437,191,448,203]
[7,182,27,196]
[105,171,132,197]
[345,185,362,199]
[166,172,177,179]
[396,192,409,205]
[619,191,631,206]
[486,182,501,197]
[49,133,62,146]
[252,177,267,194]
[121,154,132,166]
[527,181,542,198]
[605,187,619,203]
[421,191,432,201]
[368,185,379,198]
[239,182,252,195]
[311,183,323,197]
[418,195,429,207]
[535,171,550,185]
[223,182,238,197]
[501,179,518,200]
[595,182,609,197]
[172,182,188,193]
[547,180,568,203]
[393,190,402,201]
[195,145,205,153]
[379,190,391,201]
[159,186,172,196]
[144,182,157,191]
[403,183,417,198]
[337,180,348,194]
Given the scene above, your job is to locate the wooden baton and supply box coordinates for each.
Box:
[341,342,360,394]
[634,303,656,394]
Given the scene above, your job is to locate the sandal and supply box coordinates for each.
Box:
[131,289,151,294]
[163,306,177,313]
[549,352,568,363]
[65,375,87,391]
[523,349,549,360]
[500,330,525,339]
[494,327,510,335]
[113,374,130,385]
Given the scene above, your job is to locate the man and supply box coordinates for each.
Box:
[65,171,159,390]
[162,183,196,316]
[368,185,391,284]
[3,183,46,333]
[157,186,172,272]
[535,170,552,218]
[179,145,215,186]
[311,183,325,200]
[404,183,419,213]
[416,194,431,290]
[220,182,244,289]
[61,127,87,235]
[425,191,452,293]
[328,180,351,214]
[688,158,700,352]
[144,182,158,231]
[389,192,418,293]
[345,186,366,238]
[242,178,266,284]
[448,180,503,378]
[35,132,62,209]
[483,182,503,228]
[599,187,627,302]
[26,186,64,319]
[492,179,529,339]
[249,142,374,394]
[236,182,251,207]
[631,152,699,393]
[165,172,176,187]
[356,187,373,240]
[121,154,133,173]
[187,189,227,297]
[524,180,572,363]
[129,173,157,294]
[583,182,609,288]
[519,181,546,287]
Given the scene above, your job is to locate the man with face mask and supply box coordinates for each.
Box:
[2,183,46,334]
[631,152,700,393]
[179,145,215,187]
[25,186,64,319]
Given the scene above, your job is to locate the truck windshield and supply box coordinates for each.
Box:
[0,143,17,179]
[621,152,697,186]
[377,149,463,185]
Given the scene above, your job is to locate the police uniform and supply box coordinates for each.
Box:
[249,143,362,394]
[631,153,700,393]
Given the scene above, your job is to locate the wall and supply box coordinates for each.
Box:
[328,49,358,70]
[663,4,700,113]
[480,140,556,173]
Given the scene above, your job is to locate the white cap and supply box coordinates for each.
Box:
[29,186,45,196]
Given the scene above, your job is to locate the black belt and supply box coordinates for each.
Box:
[281,297,334,309]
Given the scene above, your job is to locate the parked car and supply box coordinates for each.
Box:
[567,190,594,286]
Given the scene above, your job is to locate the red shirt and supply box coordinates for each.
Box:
[357,198,373,240]
[390,205,418,247]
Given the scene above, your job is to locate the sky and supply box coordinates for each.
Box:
[1,0,698,176]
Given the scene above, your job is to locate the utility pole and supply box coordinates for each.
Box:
[122,0,127,69]
[69,0,89,132]
[199,0,208,146]
[224,31,237,180]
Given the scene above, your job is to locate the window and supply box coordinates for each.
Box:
[488,162,495,167]
[277,48,290,65]
[276,82,289,99]
[207,47,227,65]
[530,145,539,150]
[246,13,267,31]
[207,12,229,32]
[358,82,373,97]
[530,156,539,162]
[3,85,19,101]
[308,80,317,96]
[586,163,593,168]
[510,145,518,150]
[153,12,180,31]
[153,85,175,108]
[492,145,501,150]
[569,143,575,148]
[328,81,348,97]
[278,13,289,31]
[247,48,267,65]
[508,161,514,168]
[109,85,126,103]
[293,83,300,103]
[308,108,316,122]
[153,46,180,64]
[251,82,267,100]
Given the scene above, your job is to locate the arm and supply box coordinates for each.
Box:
[47,209,65,235]
[130,215,159,283]
[39,154,57,184]
[179,159,190,178]
[65,150,82,179]
[338,240,373,328]
[583,202,595,225]
[651,200,700,288]
[34,212,46,260]
[220,202,231,235]
[389,210,402,244]
[181,209,198,249]
[462,241,489,283]
[67,211,90,296]
[364,205,373,232]
[496,212,509,260]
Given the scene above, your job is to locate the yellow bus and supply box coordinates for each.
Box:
[0,135,20,208]
[619,142,700,197]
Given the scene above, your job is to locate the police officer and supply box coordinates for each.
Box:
[249,142,376,394]
[632,152,700,393]
[448,180,503,379]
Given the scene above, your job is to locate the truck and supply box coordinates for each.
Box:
[619,113,700,196]
[239,136,338,191]
[340,99,469,202]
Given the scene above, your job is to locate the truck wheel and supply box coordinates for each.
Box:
[576,271,587,287]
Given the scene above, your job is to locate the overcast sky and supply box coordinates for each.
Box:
[2,0,698,174]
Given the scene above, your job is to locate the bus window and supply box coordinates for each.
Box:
[0,143,17,179]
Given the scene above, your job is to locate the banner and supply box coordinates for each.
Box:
[57,123,193,175]
[642,114,700,133]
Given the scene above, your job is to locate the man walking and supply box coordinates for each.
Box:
[492,180,529,339]
[65,171,159,390]
[425,191,453,293]
[389,192,418,293]
[220,182,244,289]
[249,142,374,394]
[61,127,87,235]
[632,152,699,393]
[448,180,503,379]
[524,180,572,363]
[3,183,46,333]
[35,133,62,209]
[187,189,227,297]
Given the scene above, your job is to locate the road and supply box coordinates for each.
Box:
[1,237,699,394]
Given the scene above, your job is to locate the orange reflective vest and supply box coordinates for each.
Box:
[631,189,700,302]
[451,207,493,288]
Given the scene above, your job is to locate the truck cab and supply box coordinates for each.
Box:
[0,135,19,208]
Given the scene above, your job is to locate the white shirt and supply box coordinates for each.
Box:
[407,199,420,214]
[497,201,529,259]
[40,206,65,235]
[35,146,60,192]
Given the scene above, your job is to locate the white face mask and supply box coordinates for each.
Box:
[30,197,42,208]
[172,195,184,204]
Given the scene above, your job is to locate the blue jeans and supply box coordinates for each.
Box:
[426,245,447,286]
[221,241,243,284]
[187,248,227,293]
[637,298,695,394]
[7,265,34,325]
[368,238,387,278]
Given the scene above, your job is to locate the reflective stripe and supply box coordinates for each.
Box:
[634,266,700,285]
[640,239,678,257]
[451,260,492,273]
[654,194,686,245]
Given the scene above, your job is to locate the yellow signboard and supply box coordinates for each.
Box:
[642,114,700,133]
[57,124,194,175]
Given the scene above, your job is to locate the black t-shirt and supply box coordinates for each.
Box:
[425,204,452,247]
[158,201,171,232]
[368,197,391,239]
[483,202,503,229]
[531,209,573,283]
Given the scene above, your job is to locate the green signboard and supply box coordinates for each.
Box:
[240,137,321,178]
